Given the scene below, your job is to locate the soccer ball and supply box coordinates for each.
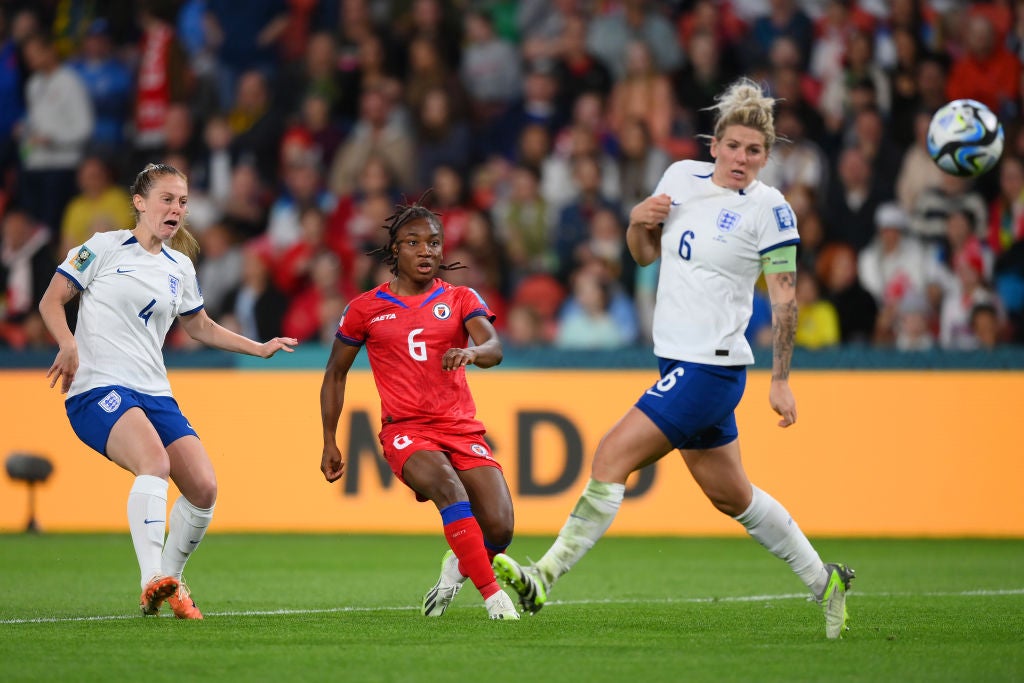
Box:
[926,99,1004,178]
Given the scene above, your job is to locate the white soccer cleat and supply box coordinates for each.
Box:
[484,589,520,620]
[492,553,548,615]
[422,549,467,617]
[819,562,856,639]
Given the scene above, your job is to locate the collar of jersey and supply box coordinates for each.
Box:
[376,280,444,308]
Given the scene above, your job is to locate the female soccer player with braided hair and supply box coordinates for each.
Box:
[319,200,520,620]
[493,78,856,638]
[39,163,297,619]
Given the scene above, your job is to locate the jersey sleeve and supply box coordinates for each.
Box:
[178,256,204,316]
[459,287,495,324]
[336,298,367,346]
[56,233,108,290]
[756,194,801,254]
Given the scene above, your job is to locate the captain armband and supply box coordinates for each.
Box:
[760,245,797,274]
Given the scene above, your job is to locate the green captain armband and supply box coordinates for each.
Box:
[761,245,797,274]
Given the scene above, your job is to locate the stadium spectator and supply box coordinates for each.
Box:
[459,9,523,128]
[424,165,474,251]
[794,266,841,350]
[67,18,133,159]
[554,153,621,284]
[483,59,564,163]
[204,0,288,110]
[491,163,555,287]
[17,31,94,233]
[758,105,829,199]
[282,248,350,343]
[607,40,674,155]
[894,109,947,215]
[945,12,1021,117]
[616,118,671,214]
[413,87,473,193]
[195,221,243,319]
[987,154,1024,256]
[554,264,632,350]
[265,150,335,252]
[130,5,192,167]
[674,29,736,146]
[548,12,613,126]
[492,79,854,638]
[219,163,268,241]
[403,35,470,125]
[817,241,879,344]
[226,69,284,186]
[222,241,289,340]
[37,162,296,620]
[909,172,988,246]
[891,289,937,351]
[857,201,935,309]
[59,155,134,256]
[327,85,415,197]
[275,30,343,127]
[319,199,521,621]
[822,146,888,251]
[0,7,31,190]
[749,0,815,72]
[1,208,52,344]
[585,0,682,82]
[939,241,1004,350]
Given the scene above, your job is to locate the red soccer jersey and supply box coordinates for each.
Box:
[337,279,495,429]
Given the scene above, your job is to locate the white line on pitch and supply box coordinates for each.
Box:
[2,588,1022,625]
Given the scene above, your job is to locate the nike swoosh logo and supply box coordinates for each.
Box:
[117,267,135,274]
[670,200,682,206]
[143,519,164,524]
[189,540,199,545]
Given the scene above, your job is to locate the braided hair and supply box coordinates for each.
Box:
[369,199,466,275]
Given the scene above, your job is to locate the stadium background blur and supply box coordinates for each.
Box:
[1,0,1023,354]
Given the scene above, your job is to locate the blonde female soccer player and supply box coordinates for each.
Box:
[493,79,855,638]
[39,163,297,618]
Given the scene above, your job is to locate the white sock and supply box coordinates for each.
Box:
[535,478,625,589]
[161,497,215,581]
[734,485,827,596]
[127,475,168,588]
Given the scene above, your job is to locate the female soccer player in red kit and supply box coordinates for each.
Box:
[319,200,519,619]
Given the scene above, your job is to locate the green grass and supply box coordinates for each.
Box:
[1,534,1022,682]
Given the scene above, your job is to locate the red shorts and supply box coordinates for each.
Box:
[378,423,502,489]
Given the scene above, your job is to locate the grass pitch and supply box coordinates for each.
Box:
[1,534,1021,682]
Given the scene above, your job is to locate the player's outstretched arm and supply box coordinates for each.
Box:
[320,339,360,482]
[443,316,503,370]
[179,308,297,357]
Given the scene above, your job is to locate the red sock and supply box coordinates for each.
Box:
[443,517,500,599]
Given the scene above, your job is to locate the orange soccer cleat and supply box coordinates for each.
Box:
[139,575,179,616]
[167,580,203,620]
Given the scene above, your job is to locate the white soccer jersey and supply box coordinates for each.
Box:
[57,229,204,398]
[651,160,800,366]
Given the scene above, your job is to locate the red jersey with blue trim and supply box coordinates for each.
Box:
[336,279,495,429]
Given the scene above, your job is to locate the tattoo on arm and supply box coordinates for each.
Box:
[770,271,797,381]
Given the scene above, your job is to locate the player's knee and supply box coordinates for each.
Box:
[189,477,217,509]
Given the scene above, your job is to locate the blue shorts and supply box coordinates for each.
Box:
[65,385,198,457]
[634,358,745,450]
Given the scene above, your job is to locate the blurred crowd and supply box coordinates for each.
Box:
[1,0,1024,354]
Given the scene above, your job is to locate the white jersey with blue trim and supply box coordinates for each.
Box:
[57,229,204,398]
[652,160,799,366]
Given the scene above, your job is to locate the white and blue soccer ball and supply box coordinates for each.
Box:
[926,99,1004,178]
